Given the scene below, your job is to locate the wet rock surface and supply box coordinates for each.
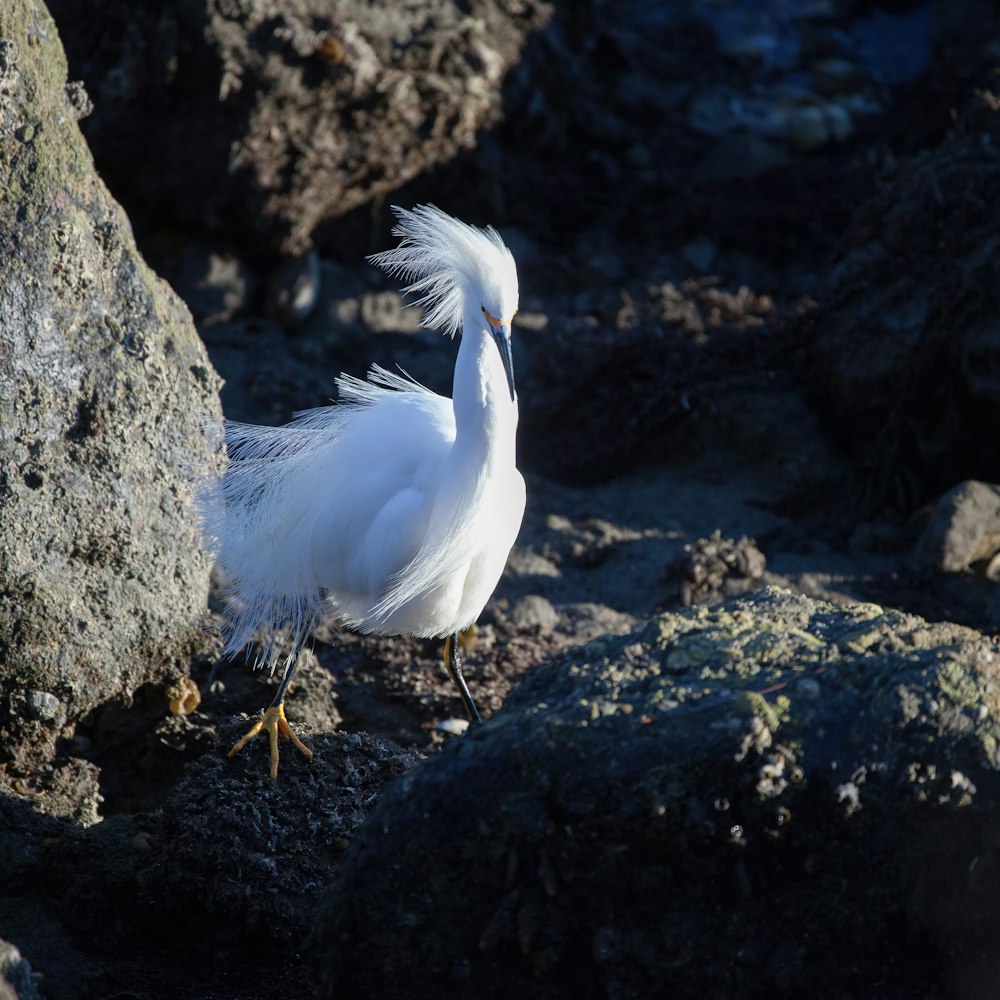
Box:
[313,589,1000,1000]
[4,0,1000,997]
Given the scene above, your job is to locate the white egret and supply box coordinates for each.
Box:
[199,204,525,777]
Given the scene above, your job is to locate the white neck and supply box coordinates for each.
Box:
[451,307,517,468]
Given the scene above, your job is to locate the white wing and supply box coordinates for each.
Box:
[199,366,454,664]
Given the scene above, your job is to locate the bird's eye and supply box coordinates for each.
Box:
[481,305,504,329]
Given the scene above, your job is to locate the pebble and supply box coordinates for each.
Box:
[436,718,470,736]
[25,690,61,723]
[132,832,153,853]
[796,677,821,700]
[681,238,717,273]
[166,677,201,716]
[510,311,548,333]
[332,297,361,325]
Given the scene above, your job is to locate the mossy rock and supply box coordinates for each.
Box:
[313,587,1000,999]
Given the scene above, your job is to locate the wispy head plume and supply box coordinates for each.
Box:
[367,204,518,338]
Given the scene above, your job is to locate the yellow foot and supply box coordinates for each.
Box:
[227,702,313,779]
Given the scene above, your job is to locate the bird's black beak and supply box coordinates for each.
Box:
[491,325,516,401]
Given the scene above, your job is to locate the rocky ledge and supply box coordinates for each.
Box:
[314,587,1000,1000]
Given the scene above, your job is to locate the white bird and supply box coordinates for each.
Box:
[199,205,525,777]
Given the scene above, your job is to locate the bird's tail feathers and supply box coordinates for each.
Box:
[197,414,349,669]
[198,368,450,663]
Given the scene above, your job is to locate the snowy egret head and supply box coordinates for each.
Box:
[369,204,520,398]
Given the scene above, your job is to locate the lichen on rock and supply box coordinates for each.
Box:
[312,587,1000,999]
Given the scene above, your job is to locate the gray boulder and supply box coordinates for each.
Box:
[915,480,1000,575]
[0,0,221,817]
[313,587,1000,999]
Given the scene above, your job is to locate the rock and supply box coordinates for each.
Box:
[312,588,1000,999]
[0,0,222,808]
[915,480,1000,574]
[667,529,767,605]
[808,90,1000,511]
[47,0,552,254]
[436,718,471,736]
[24,691,63,725]
[559,603,637,645]
[680,237,717,273]
[151,725,420,946]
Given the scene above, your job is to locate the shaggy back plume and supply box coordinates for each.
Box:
[367,204,518,337]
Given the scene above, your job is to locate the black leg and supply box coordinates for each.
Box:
[444,632,482,725]
[269,650,299,709]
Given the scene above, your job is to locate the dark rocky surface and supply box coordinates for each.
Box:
[46,0,551,255]
[3,0,1000,998]
[152,725,420,947]
[806,88,1000,514]
[313,588,1000,1000]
